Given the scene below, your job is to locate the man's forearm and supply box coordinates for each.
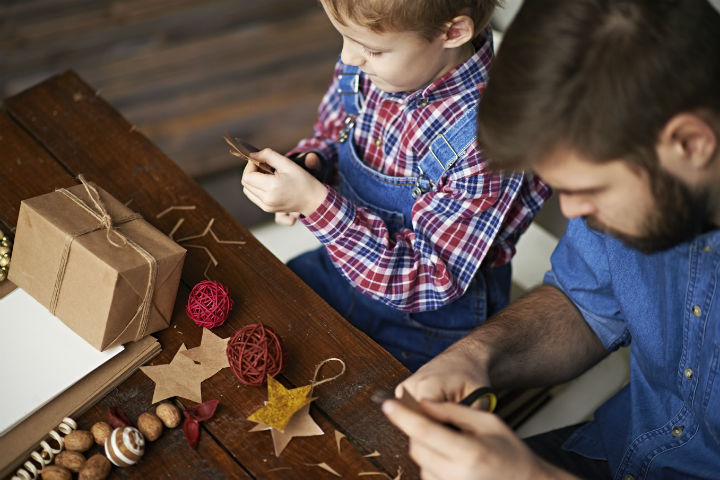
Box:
[445,284,608,389]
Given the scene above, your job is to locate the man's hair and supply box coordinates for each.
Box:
[477,0,720,171]
[319,0,499,41]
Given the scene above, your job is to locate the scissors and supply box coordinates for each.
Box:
[374,386,497,431]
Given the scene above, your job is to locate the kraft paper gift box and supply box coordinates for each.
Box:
[9,181,186,351]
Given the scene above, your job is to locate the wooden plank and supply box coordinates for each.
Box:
[3,71,417,478]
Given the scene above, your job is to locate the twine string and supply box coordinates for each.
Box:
[309,358,346,394]
[51,176,157,344]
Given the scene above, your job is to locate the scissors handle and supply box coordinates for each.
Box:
[460,386,497,413]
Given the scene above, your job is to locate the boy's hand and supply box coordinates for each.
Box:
[241,148,328,217]
[272,152,325,226]
[382,400,574,480]
[275,212,301,226]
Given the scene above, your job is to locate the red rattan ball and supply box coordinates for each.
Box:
[226,324,285,386]
[186,280,233,328]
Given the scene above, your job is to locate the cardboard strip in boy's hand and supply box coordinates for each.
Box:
[224,136,274,174]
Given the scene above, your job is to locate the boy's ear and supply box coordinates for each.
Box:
[657,113,718,183]
[442,15,474,48]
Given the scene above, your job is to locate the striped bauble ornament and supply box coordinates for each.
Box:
[104,426,145,467]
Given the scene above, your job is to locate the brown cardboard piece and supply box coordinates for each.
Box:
[9,183,186,350]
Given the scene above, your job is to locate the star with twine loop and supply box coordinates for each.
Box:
[247,358,346,456]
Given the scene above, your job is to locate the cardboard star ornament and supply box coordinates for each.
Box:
[247,358,346,456]
[140,344,217,403]
[249,403,323,455]
[248,375,315,431]
[181,327,230,376]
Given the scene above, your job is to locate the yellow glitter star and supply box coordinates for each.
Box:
[247,376,315,432]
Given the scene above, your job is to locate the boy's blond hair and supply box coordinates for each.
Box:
[320,0,499,41]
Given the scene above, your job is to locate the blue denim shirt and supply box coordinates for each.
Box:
[544,219,720,480]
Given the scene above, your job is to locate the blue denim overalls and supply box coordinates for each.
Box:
[289,65,511,371]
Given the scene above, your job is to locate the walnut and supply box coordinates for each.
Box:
[155,402,181,428]
[64,430,94,452]
[137,412,163,441]
[40,465,71,480]
[54,450,86,472]
[90,421,113,445]
[78,453,112,480]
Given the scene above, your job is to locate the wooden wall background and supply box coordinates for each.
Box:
[1,0,341,227]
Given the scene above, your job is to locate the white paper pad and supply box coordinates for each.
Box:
[0,288,123,436]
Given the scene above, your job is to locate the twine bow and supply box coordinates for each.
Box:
[50,175,157,346]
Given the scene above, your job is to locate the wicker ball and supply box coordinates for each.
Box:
[104,427,145,467]
[186,280,233,328]
[226,324,285,386]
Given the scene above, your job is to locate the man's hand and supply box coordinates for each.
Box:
[241,148,328,217]
[397,338,491,403]
[382,400,577,480]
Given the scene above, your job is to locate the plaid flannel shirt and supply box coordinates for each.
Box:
[289,31,551,312]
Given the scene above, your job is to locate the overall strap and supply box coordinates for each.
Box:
[412,106,478,198]
[337,64,363,115]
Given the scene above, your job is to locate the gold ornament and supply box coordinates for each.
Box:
[0,254,9,268]
[247,376,315,432]
[0,268,6,282]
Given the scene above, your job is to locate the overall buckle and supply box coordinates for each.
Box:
[337,115,356,143]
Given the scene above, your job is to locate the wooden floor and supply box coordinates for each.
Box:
[1,0,341,227]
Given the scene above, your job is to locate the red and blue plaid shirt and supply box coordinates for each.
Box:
[290,31,551,312]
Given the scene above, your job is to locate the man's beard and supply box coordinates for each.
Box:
[585,167,713,254]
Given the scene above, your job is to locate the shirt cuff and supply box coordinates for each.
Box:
[300,187,355,243]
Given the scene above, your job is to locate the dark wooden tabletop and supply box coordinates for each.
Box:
[1,71,417,479]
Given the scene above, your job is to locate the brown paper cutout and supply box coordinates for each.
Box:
[358,467,404,479]
[334,430,346,454]
[181,328,230,376]
[303,462,342,477]
[140,344,217,403]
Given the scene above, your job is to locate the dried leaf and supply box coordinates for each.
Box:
[184,399,219,422]
[183,417,200,449]
[108,406,133,428]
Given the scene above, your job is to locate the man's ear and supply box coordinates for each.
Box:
[443,15,475,48]
[657,113,718,182]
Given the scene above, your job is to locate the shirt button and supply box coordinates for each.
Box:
[692,305,702,317]
[684,368,693,379]
[672,426,684,437]
[703,245,712,252]
[417,99,429,107]
[624,475,635,480]
[375,138,382,147]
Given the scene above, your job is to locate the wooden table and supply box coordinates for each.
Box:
[1,71,417,479]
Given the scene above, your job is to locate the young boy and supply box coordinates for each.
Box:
[241,0,550,371]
